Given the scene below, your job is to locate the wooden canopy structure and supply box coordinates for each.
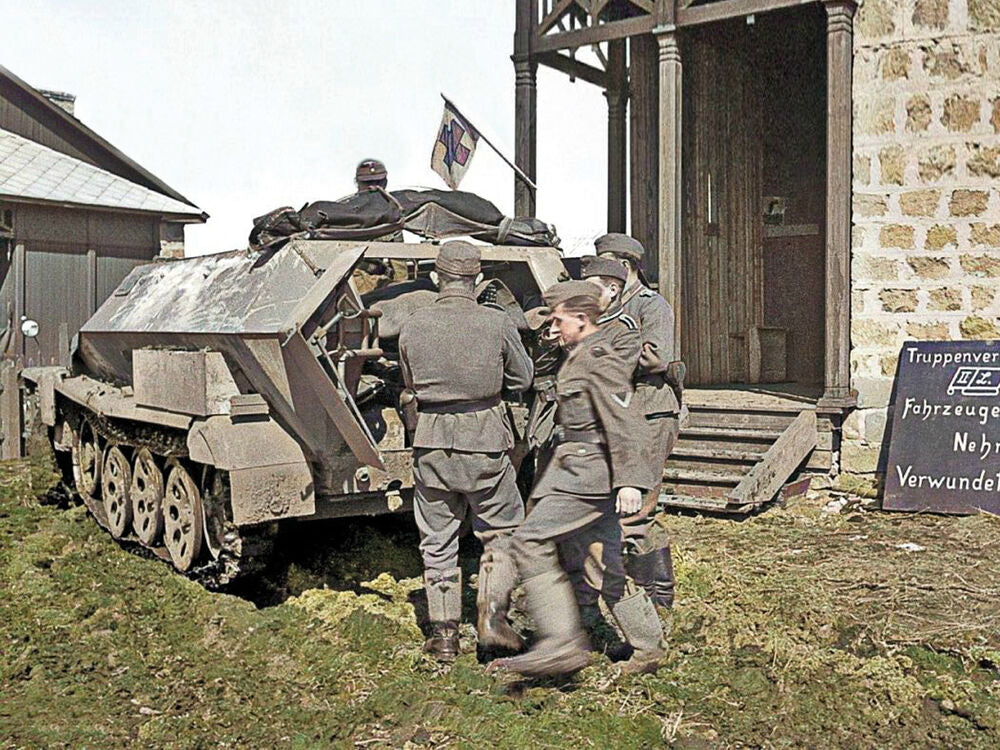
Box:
[513,0,857,412]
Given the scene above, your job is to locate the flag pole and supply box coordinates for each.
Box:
[440,93,537,193]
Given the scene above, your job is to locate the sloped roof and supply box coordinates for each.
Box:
[0,64,198,208]
[0,128,205,218]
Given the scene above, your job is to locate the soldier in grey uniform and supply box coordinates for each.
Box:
[398,241,533,660]
[490,281,668,677]
[596,233,681,609]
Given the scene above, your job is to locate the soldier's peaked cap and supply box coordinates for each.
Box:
[580,255,628,284]
[356,158,387,183]
[543,280,601,308]
[595,232,645,261]
[435,240,482,277]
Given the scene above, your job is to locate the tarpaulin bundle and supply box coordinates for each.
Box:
[248,189,559,249]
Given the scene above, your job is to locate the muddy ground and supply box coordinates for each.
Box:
[2,457,1000,749]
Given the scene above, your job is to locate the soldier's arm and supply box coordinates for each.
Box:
[586,348,655,491]
[501,318,534,393]
[611,323,641,369]
[397,327,415,389]
[636,295,675,371]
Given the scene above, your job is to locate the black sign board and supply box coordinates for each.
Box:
[884,340,1000,515]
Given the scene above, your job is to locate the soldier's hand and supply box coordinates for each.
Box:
[615,487,643,515]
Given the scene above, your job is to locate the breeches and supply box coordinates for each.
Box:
[413,449,524,572]
[511,493,627,606]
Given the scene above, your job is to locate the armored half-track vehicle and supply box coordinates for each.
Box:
[21,240,566,584]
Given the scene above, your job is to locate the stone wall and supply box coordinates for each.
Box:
[847,0,1000,484]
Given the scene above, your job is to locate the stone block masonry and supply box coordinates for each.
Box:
[849,0,1000,482]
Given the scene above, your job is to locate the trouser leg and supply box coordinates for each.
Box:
[413,481,466,574]
[620,415,678,549]
[413,479,466,659]
[465,454,526,651]
[489,495,607,676]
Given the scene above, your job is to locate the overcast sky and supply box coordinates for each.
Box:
[2,0,611,255]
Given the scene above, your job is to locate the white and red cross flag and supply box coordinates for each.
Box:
[431,98,480,190]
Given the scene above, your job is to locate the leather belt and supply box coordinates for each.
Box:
[557,427,607,445]
[635,373,667,386]
[418,394,502,414]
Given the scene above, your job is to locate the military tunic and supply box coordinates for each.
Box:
[511,323,655,605]
[398,288,533,574]
[619,282,681,546]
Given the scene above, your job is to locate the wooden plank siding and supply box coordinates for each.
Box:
[681,25,763,385]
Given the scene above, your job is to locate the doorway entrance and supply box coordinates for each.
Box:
[680,7,828,389]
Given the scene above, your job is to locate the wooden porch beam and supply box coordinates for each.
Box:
[606,38,628,232]
[514,0,538,217]
[538,0,577,36]
[534,14,655,53]
[676,0,819,28]
[536,51,608,88]
[656,25,682,359]
[819,0,858,410]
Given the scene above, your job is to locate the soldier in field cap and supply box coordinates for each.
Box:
[596,233,682,612]
[355,158,389,191]
[491,280,668,677]
[398,240,533,660]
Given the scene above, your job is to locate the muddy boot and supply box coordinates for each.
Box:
[424,567,461,661]
[477,549,524,651]
[610,589,668,675]
[488,570,590,677]
[625,544,675,609]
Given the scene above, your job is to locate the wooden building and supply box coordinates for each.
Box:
[0,65,206,367]
[513,0,1000,505]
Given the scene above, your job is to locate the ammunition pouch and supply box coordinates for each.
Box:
[665,359,686,406]
[400,388,419,434]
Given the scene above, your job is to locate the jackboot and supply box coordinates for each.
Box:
[488,569,590,677]
[424,567,462,661]
[625,544,675,609]
[476,548,524,651]
[610,588,668,675]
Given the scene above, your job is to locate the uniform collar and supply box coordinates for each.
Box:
[569,321,616,354]
[436,288,476,302]
[597,300,624,326]
[621,282,645,306]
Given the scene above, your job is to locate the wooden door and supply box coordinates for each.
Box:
[681,23,763,385]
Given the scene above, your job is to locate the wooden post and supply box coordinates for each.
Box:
[629,34,659,282]
[11,242,25,359]
[819,0,857,410]
[86,248,98,314]
[606,38,628,232]
[655,24,682,359]
[514,0,538,217]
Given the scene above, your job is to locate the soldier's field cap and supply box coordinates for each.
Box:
[543,280,602,308]
[524,305,552,330]
[435,240,482,276]
[595,232,645,261]
[356,158,387,183]
[580,255,628,284]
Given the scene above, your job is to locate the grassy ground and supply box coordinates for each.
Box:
[2,456,1000,749]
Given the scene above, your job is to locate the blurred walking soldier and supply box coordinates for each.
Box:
[398,241,533,660]
[491,281,668,677]
[596,234,682,610]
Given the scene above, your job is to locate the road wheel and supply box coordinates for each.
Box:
[130,448,164,546]
[74,420,101,500]
[101,446,133,539]
[163,463,204,573]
